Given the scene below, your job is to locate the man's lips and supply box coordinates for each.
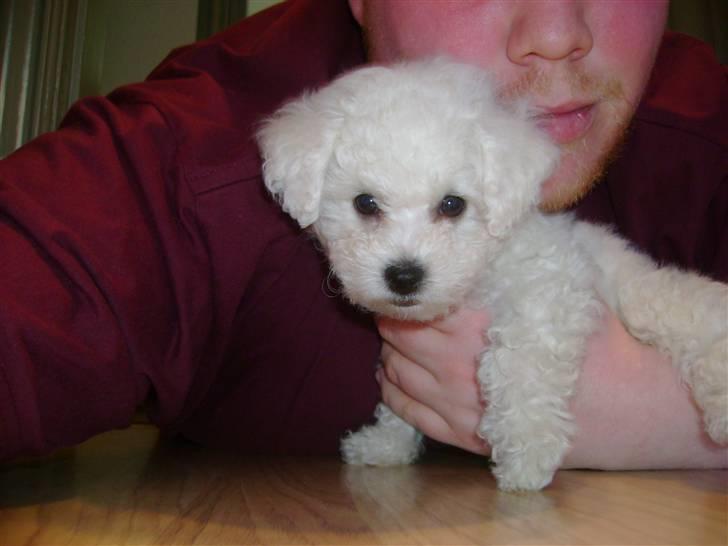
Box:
[530,103,595,144]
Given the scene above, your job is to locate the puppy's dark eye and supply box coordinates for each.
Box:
[354,194,380,216]
[439,195,466,218]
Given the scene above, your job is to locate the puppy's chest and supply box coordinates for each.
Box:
[475,214,598,307]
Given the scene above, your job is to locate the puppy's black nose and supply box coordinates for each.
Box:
[384,261,425,296]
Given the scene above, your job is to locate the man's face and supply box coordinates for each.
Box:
[348,0,668,211]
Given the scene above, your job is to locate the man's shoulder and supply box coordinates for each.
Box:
[577,33,727,277]
[636,31,726,151]
[104,0,365,191]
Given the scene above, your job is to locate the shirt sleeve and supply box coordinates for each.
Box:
[0,93,210,460]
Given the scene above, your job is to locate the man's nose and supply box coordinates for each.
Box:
[506,1,593,65]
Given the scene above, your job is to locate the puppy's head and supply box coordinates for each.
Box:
[257,58,558,320]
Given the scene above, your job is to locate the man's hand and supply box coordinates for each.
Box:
[377,306,728,469]
[377,307,491,455]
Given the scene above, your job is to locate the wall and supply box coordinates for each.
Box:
[0,0,201,157]
[81,0,199,97]
[247,0,282,16]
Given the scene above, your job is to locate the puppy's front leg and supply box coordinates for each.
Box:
[478,339,583,491]
[477,287,601,491]
[341,403,424,465]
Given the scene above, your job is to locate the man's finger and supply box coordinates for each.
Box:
[380,375,489,455]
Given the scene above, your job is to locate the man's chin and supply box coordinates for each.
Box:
[539,159,603,212]
[539,171,597,212]
[539,117,631,213]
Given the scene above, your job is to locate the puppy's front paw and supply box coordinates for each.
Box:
[706,415,728,446]
[703,398,728,445]
[481,414,569,491]
[492,455,557,492]
[341,403,424,465]
[690,340,728,446]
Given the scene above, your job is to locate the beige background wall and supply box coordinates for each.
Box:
[86,0,282,95]
[75,0,283,97]
[82,0,199,97]
[248,0,282,17]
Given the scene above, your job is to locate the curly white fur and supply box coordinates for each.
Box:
[257,58,728,491]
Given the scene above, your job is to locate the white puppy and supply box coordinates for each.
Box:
[257,58,728,491]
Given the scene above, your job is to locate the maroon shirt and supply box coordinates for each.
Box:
[0,0,725,460]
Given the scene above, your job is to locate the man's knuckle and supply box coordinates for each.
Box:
[382,358,401,386]
[400,401,420,428]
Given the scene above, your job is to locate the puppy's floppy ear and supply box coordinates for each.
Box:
[257,93,342,228]
[476,113,559,238]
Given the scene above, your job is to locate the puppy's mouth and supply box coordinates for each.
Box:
[389,297,420,308]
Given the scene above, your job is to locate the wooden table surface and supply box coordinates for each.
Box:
[1,425,726,545]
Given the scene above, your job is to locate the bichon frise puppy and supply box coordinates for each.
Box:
[257,58,728,491]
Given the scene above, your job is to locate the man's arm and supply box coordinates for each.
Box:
[0,94,209,461]
[377,307,728,469]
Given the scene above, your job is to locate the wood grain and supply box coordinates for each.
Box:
[1,425,726,545]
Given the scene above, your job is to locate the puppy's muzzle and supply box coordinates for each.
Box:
[384,260,425,297]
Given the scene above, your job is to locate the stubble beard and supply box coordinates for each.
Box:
[497,69,636,212]
[540,113,632,213]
